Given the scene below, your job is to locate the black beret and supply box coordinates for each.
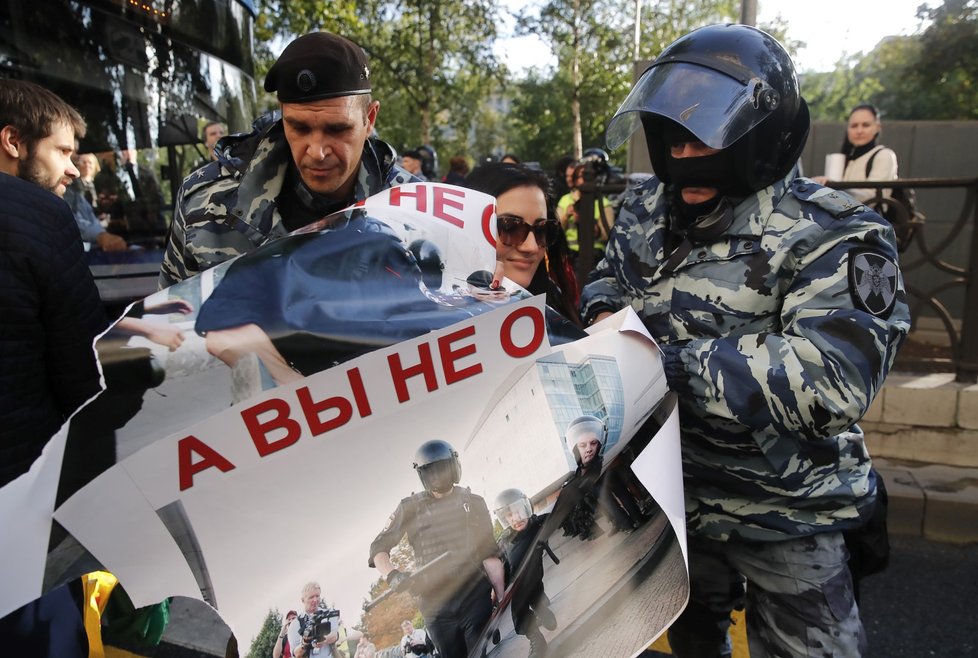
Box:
[264,32,371,103]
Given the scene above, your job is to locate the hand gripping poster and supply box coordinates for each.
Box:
[0,183,688,658]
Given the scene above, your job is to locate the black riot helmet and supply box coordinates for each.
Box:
[408,239,445,291]
[605,24,810,194]
[415,144,439,180]
[413,439,461,494]
[579,147,611,183]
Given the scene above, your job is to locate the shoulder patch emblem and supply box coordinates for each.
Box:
[849,249,898,317]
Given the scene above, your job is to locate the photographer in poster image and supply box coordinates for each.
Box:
[369,440,505,658]
[400,619,434,658]
[287,582,361,658]
[494,489,559,658]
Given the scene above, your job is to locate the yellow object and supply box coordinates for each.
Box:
[648,609,750,656]
[82,571,119,658]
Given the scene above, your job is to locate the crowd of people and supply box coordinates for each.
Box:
[1,19,912,658]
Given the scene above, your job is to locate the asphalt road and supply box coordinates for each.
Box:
[860,535,978,658]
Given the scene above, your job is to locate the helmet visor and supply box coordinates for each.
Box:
[494,497,533,530]
[417,460,457,494]
[605,62,773,151]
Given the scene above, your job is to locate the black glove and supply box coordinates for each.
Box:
[386,569,410,589]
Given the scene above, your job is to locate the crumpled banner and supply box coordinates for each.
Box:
[1,183,687,657]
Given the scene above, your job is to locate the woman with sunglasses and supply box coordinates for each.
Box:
[464,163,581,326]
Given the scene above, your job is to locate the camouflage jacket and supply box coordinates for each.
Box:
[582,172,910,541]
[159,113,418,287]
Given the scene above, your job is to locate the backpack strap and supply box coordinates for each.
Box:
[864,145,886,178]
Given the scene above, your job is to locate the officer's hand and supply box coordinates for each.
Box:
[386,569,410,590]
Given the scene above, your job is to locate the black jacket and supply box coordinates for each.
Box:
[0,173,106,486]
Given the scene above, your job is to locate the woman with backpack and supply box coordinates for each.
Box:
[817,103,899,202]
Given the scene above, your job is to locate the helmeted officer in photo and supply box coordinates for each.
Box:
[582,24,910,657]
[563,414,645,535]
[160,31,419,287]
[369,440,505,658]
[494,488,558,658]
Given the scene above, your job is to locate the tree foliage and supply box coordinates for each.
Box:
[255,0,502,174]
[357,536,420,650]
[804,0,977,120]
[251,0,975,177]
[245,608,283,658]
[506,0,737,172]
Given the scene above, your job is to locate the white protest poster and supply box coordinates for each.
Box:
[1,184,688,658]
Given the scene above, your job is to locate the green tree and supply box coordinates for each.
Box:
[506,0,737,170]
[800,0,976,121]
[635,0,738,62]
[255,0,503,174]
[358,536,420,650]
[246,608,283,658]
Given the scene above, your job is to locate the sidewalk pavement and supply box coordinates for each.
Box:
[875,457,978,545]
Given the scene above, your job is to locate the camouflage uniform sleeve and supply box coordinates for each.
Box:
[664,210,910,444]
[581,248,626,323]
[159,179,197,288]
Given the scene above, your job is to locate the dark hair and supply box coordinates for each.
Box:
[849,103,880,120]
[464,162,553,210]
[501,153,521,164]
[0,79,85,151]
[841,103,882,157]
[553,155,576,199]
[448,156,469,174]
[463,162,581,324]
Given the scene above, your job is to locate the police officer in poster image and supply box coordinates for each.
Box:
[581,24,909,658]
[494,488,559,658]
[369,440,505,658]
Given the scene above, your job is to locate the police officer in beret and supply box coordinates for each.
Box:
[582,24,910,656]
[369,440,505,658]
[160,32,420,287]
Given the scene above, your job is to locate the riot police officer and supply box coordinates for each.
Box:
[369,440,505,658]
[582,24,910,657]
[565,415,645,534]
[494,488,558,658]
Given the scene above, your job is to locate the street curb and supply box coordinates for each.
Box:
[875,458,978,545]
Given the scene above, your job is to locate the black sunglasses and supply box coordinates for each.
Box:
[497,215,559,248]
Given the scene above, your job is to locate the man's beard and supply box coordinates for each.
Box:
[18,153,61,195]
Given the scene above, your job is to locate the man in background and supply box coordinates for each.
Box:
[0,78,105,486]
[400,148,426,180]
[0,77,107,655]
[202,120,226,161]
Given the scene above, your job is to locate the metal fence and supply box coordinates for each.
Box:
[575,177,978,383]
